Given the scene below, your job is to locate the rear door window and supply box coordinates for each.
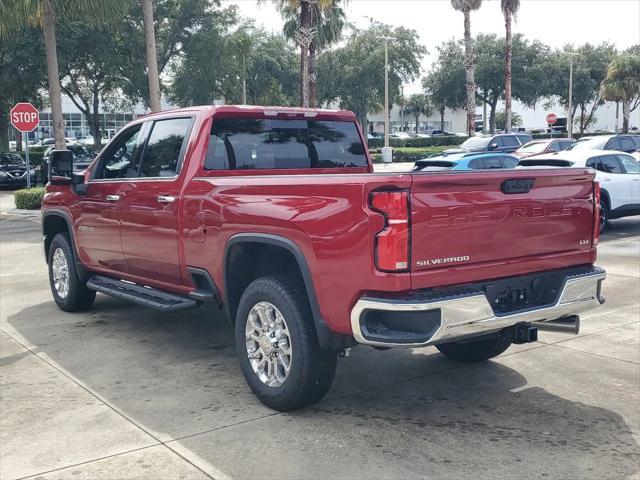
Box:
[500,156,519,168]
[502,136,520,148]
[468,158,485,169]
[601,155,623,174]
[205,118,367,170]
[618,137,634,151]
[605,138,621,150]
[483,157,503,169]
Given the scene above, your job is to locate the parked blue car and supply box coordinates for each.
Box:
[413,153,520,171]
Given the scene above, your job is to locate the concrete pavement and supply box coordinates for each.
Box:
[0,209,638,480]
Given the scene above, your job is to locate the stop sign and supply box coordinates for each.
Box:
[546,113,558,125]
[10,103,39,132]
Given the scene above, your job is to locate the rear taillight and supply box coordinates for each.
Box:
[370,190,409,272]
[593,181,601,246]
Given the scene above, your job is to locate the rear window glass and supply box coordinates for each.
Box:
[204,118,367,170]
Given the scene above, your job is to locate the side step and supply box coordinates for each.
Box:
[86,275,198,312]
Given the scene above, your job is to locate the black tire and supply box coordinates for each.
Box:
[436,335,511,363]
[47,233,96,312]
[235,275,337,411]
[599,199,609,233]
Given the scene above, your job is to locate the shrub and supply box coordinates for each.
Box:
[368,136,466,149]
[14,187,46,210]
[369,146,449,163]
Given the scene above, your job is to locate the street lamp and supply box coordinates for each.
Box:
[379,35,395,163]
[567,52,579,139]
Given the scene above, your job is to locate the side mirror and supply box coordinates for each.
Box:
[488,143,499,151]
[50,150,72,178]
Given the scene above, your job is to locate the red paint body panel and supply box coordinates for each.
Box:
[42,105,599,338]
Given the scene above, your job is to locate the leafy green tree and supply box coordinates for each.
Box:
[474,34,548,133]
[494,110,522,130]
[422,40,466,129]
[169,15,298,107]
[543,43,617,134]
[1,0,129,149]
[0,27,46,151]
[404,93,433,133]
[601,52,640,133]
[501,0,520,133]
[451,0,482,136]
[57,21,133,148]
[317,23,425,132]
[115,0,213,108]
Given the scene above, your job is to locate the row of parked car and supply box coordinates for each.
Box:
[411,133,640,231]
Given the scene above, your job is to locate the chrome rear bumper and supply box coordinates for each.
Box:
[350,268,606,348]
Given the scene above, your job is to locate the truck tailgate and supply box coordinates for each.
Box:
[409,168,596,289]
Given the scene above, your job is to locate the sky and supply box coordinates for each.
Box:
[229,0,640,93]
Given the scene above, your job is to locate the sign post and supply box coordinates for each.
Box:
[10,103,40,189]
[546,113,558,140]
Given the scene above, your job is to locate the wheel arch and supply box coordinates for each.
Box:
[223,233,347,350]
[42,209,90,281]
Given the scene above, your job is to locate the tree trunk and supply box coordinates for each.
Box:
[42,0,66,150]
[309,40,317,108]
[489,100,498,134]
[0,100,8,151]
[614,101,619,133]
[299,0,311,107]
[357,101,368,136]
[16,132,22,152]
[415,114,420,134]
[439,106,445,129]
[141,0,161,112]
[503,11,513,134]
[622,100,630,133]
[91,89,101,149]
[462,9,476,137]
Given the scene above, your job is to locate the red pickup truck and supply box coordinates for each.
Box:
[42,106,606,411]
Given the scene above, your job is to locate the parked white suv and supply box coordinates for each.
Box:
[520,149,640,231]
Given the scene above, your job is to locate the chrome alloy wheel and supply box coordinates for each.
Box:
[52,247,70,299]
[245,301,292,387]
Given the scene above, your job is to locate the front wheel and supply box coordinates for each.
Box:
[436,335,511,363]
[47,233,96,312]
[235,275,337,411]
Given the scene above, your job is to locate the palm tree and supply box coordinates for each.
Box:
[501,0,520,133]
[601,53,640,133]
[1,0,128,149]
[451,0,482,137]
[282,2,348,107]
[262,0,340,107]
[405,93,433,134]
[141,0,161,112]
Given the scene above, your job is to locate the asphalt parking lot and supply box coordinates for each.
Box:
[1,193,639,480]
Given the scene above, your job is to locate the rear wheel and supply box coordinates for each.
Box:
[599,199,609,233]
[436,335,511,363]
[235,275,337,411]
[47,233,96,312]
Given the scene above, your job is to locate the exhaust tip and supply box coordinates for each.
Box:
[536,315,580,335]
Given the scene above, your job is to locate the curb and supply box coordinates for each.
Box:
[1,208,41,219]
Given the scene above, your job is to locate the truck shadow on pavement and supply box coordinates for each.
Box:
[7,296,640,479]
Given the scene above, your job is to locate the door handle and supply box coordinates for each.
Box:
[157,195,176,203]
[105,195,121,201]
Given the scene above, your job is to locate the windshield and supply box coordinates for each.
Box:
[518,141,547,154]
[459,137,491,150]
[0,155,25,166]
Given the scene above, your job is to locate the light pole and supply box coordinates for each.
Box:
[379,35,395,162]
[567,52,578,139]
